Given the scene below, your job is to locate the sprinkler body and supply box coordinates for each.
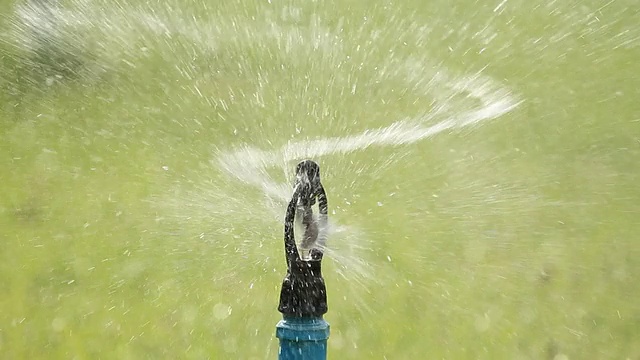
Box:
[276,160,330,360]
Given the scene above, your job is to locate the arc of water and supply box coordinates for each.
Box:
[218,74,521,204]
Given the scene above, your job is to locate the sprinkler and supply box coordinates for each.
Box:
[276,160,330,360]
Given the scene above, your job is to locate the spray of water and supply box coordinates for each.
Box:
[5,0,521,291]
[217,66,520,279]
[4,0,525,329]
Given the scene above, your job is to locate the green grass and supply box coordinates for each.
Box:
[1,0,639,358]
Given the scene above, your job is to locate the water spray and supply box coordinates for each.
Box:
[276,160,330,360]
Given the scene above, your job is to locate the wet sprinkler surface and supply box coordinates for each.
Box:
[1,0,640,358]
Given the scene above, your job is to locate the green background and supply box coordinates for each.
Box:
[1,0,639,358]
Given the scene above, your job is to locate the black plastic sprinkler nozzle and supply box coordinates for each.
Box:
[278,160,328,318]
[276,160,330,359]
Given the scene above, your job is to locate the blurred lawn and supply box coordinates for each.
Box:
[1,0,639,359]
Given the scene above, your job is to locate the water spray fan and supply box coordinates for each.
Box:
[276,160,330,360]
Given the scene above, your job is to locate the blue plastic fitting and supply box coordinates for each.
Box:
[276,316,330,360]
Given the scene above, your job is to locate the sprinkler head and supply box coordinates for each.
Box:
[295,160,321,207]
[296,160,320,185]
[278,160,328,318]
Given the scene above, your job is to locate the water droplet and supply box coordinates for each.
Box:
[474,313,491,332]
[52,317,66,332]
[213,303,232,320]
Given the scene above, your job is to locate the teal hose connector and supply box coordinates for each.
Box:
[276,160,330,360]
[276,317,330,360]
